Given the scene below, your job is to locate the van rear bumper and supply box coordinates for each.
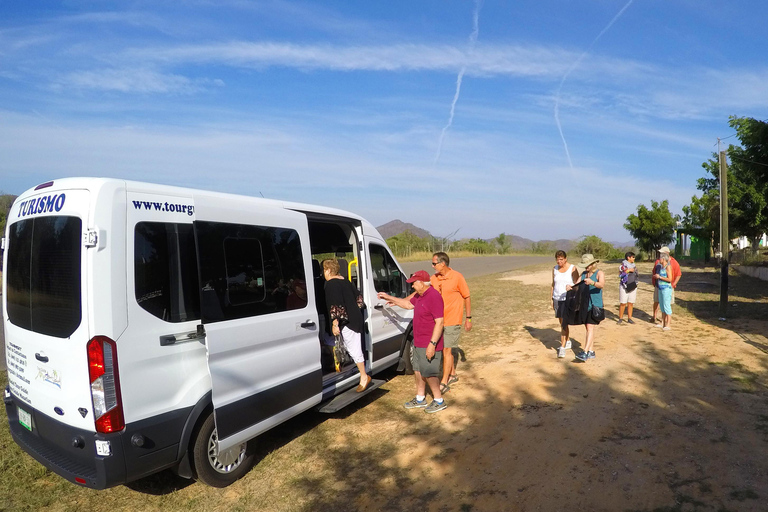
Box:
[4,387,195,489]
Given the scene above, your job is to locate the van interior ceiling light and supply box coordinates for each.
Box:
[87,336,125,433]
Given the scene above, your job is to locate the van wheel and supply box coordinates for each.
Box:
[191,412,253,487]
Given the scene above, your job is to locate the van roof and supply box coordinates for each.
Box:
[19,177,382,238]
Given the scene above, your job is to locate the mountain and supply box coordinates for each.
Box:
[376,220,431,239]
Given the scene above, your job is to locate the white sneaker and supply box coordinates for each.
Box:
[565,339,572,349]
[558,347,566,358]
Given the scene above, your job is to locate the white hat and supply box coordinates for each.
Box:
[576,253,600,270]
[659,246,670,254]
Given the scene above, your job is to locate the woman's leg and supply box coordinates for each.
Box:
[560,318,570,347]
[619,303,626,321]
[584,324,596,353]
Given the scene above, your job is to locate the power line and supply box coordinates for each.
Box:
[729,154,768,168]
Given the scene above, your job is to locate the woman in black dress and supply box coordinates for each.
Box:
[322,259,371,392]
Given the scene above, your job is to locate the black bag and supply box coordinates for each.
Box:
[591,305,605,322]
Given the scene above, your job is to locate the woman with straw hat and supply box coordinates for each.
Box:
[569,254,604,361]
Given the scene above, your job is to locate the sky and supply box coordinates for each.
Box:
[1,0,767,243]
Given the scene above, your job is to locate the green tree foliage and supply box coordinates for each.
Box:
[495,233,510,254]
[572,235,623,260]
[725,117,768,252]
[682,117,768,255]
[386,230,431,258]
[530,241,555,254]
[0,194,16,237]
[457,238,494,254]
[624,200,678,254]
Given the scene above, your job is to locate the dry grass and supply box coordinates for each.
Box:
[1,260,768,511]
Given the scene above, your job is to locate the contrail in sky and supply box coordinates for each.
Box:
[434,0,482,167]
[554,0,634,168]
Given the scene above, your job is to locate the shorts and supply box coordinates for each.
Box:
[413,346,443,378]
[554,299,567,318]
[653,287,675,304]
[619,286,637,304]
[340,326,364,364]
[443,325,461,349]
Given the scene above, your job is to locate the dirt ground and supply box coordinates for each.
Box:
[304,260,768,512]
[227,259,768,512]
[4,260,768,512]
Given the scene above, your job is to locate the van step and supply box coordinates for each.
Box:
[316,379,386,413]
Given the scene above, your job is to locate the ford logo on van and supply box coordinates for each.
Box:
[17,194,66,218]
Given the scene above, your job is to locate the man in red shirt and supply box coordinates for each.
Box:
[377,270,448,414]
[652,246,682,324]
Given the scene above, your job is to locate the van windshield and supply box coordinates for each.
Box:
[6,216,82,338]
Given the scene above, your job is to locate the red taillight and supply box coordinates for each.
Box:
[87,336,125,433]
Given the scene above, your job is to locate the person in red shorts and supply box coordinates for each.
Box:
[377,270,447,414]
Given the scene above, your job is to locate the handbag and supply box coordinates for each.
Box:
[333,335,351,372]
[591,305,605,322]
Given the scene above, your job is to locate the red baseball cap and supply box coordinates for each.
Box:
[406,270,431,283]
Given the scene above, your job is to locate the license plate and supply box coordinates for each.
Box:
[18,407,32,431]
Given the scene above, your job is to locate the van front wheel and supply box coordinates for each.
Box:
[191,412,253,487]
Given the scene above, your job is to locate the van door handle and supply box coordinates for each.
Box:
[374,304,384,310]
[160,326,206,346]
[300,321,316,328]
[35,353,49,363]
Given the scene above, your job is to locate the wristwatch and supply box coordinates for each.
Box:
[429,341,438,346]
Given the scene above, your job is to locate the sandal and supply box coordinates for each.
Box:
[439,383,450,394]
[447,374,459,385]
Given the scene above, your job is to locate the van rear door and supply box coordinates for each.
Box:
[4,187,95,432]
[193,196,321,452]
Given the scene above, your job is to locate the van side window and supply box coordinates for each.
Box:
[135,222,201,323]
[196,221,306,322]
[369,243,406,298]
[6,216,82,337]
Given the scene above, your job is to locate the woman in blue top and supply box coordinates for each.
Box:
[570,254,604,362]
[654,253,673,331]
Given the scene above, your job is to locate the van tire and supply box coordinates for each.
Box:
[191,412,253,487]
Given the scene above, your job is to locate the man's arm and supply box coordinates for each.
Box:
[464,296,472,331]
[377,291,414,310]
[426,317,444,360]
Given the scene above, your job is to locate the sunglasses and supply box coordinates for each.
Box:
[431,261,441,266]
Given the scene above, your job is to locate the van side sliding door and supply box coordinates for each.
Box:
[193,199,321,452]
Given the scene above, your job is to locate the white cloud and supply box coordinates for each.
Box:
[53,68,224,94]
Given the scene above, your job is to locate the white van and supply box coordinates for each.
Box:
[2,178,414,489]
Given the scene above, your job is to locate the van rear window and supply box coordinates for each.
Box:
[6,216,82,338]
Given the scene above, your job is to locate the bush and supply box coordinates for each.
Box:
[572,235,625,261]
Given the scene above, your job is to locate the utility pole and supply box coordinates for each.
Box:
[718,147,729,320]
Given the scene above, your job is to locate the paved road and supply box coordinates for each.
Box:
[402,254,551,280]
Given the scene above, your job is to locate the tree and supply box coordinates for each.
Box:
[386,230,430,257]
[683,117,768,256]
[624,200,678,254]
[457,238,494,254]
[0,194,16,237]
[495,233,510,254]
[726,116,768,254]
[572,235,623,260]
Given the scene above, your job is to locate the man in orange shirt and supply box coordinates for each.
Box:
[652,246,682,323]
[430,252,471,394]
